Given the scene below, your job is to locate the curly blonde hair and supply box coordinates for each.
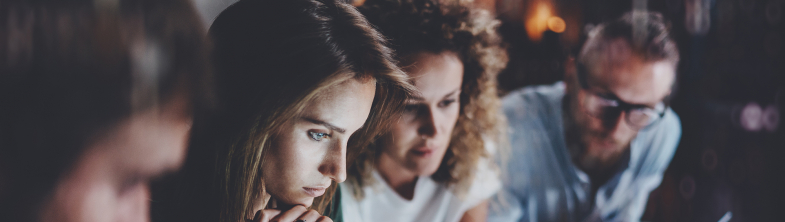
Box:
[348,0,509,199]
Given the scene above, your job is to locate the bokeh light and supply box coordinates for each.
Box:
[547,16,566,33]
[679,175,696,200]
[761,105,779,132]
[740,102,763,131]
[718,212,733,222]
[525,1,553,41]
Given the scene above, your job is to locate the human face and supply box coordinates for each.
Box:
[568,40,675,165]
[40,95,192,222]
[262,78,376,208]
[379,52,463,177]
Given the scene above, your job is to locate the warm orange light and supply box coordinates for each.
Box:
[352,0,366,7]
[525,2,552,41]
[547,17,566,33]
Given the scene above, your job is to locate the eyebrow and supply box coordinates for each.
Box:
[301,117,346,134]
[408,87,462,101]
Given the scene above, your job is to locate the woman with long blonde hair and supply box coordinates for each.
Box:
[339,0,509,221]
[154,0,414,222]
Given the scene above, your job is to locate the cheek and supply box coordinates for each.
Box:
[581,115,604,132]
[45,156,126,222]
[387,121,419,150]
[570,99,598,132]
[114,185,150,222]
[265,132,324,189]
[394,113,420,132]
[444,105,461,129]
[58,178,118,222]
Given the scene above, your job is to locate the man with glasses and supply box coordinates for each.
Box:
[490,12,681,222]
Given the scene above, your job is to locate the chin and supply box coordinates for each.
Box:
[421,165,441,176]
[296,198,315,208]
[273,193,315,208]
[407,157,442,176]
[587,141,630,156]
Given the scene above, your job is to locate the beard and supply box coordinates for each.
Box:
[562,95,631,172]
[563,95,589,167]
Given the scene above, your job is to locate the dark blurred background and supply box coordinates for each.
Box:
[195,0,784,221]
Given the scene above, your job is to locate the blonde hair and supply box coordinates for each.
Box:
[163,0,414,222]
[349,0,509,199]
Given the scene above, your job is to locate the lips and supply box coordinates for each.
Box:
[599,140,616,148]
[410,145,435,156]
[302,186,327,197]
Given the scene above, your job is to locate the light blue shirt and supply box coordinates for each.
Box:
[489,82,681,222]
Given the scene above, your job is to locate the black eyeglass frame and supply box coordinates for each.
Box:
[575,62,669,130]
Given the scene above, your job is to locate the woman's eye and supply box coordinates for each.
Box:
[438,99,456,107]
[308,131,330,141]
[404,104,419,113]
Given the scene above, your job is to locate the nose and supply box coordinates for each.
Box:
[604,111,634,139]
[417,106,439,138]
[318,140,347,183]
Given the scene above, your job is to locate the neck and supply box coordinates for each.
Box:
[377,153,419,200]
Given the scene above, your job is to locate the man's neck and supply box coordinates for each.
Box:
[581,148,629,195]
[376,153,419,200]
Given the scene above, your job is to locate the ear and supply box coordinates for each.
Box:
[563,56,577,94]
[564,56,576,79]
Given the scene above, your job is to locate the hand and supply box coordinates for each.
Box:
[247,209,281,222]
[249,205,332,222]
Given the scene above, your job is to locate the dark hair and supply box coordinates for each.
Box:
[579,11,680,67]
[0,0,211,221]
[349,0,509,198]
[160,0,414,221]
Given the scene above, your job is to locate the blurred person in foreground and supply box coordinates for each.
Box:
[490,12,681,222]
[339,0,509,221]
[0,0,211,222]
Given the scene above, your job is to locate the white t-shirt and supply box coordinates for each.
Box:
[340,159,501,222]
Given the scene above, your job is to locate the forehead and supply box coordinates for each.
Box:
[300,78,376,131]
[403,52,464,99]
[584,47,676,105]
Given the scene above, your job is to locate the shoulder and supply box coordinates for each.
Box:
[340,172,385,204]
[641,108,682,152]
[499,82,567,161]
[461,158,502,208]
[634,108,682,170]
[501,82,565,127]
[502,82,565,112]
[337,182,368,222]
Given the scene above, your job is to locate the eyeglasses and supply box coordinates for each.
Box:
[576,63,668,130]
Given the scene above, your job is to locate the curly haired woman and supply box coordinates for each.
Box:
[337,0,510,221]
